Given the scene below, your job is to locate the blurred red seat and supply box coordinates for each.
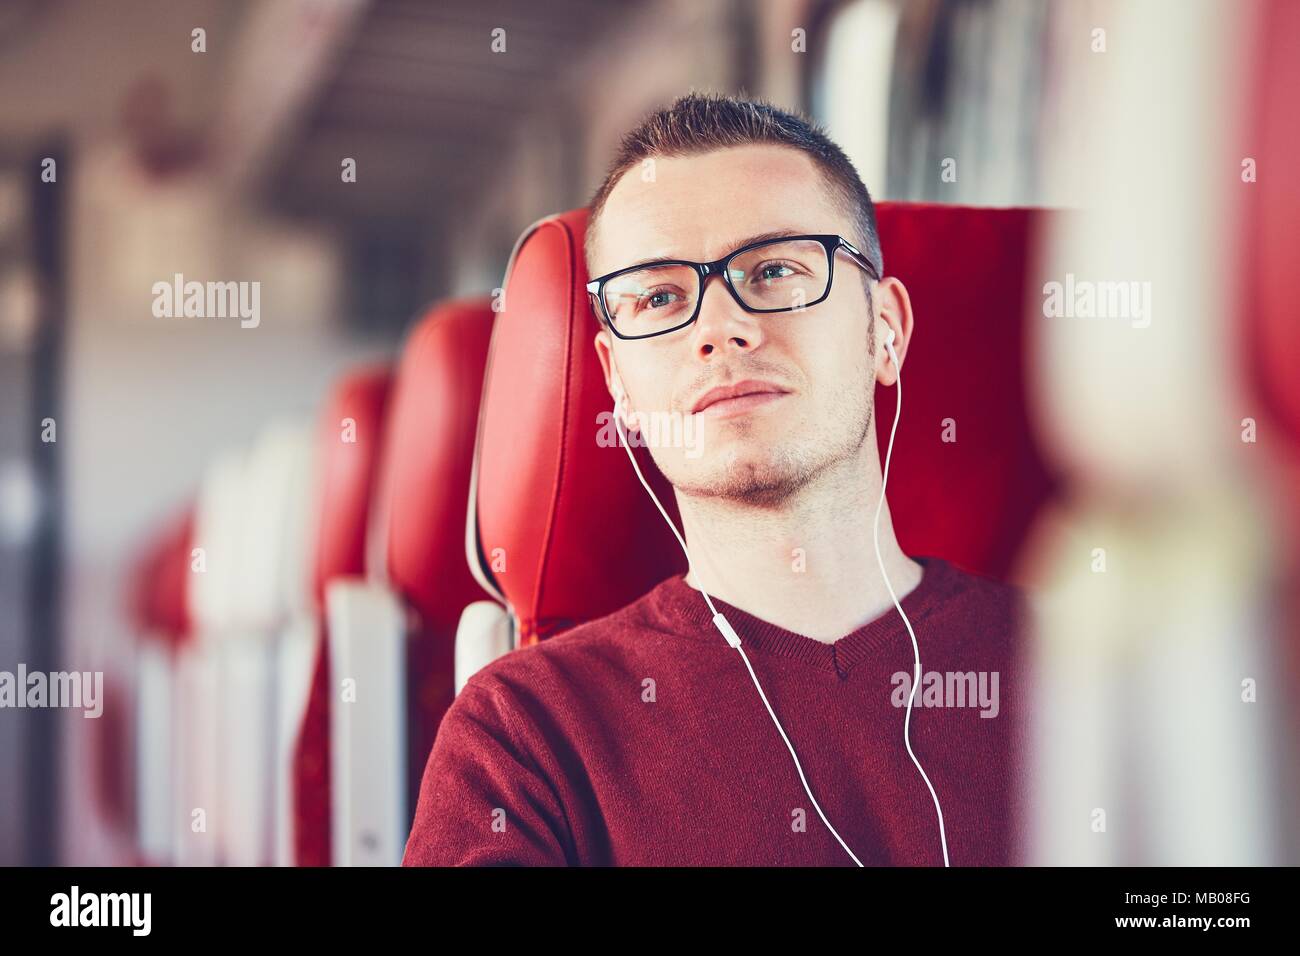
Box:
[291,364,393,867]
[129,506,193,865]
[328,297,494,865]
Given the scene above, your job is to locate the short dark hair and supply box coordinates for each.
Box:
[584,91,882,279]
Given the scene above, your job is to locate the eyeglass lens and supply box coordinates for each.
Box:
[601,238,832,337]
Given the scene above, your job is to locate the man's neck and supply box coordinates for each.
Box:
[677,441,923,644]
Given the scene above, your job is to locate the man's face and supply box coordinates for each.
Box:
[591,143,881,506]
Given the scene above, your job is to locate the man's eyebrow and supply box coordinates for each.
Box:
[618,228,811,271]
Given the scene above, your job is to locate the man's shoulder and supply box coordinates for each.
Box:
[928,557,1034,649]
[941,558,1025,606]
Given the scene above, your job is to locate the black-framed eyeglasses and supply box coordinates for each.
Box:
[586,233,879,340]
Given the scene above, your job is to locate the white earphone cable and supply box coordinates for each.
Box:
[876,336,951,866]
[611,393,865,867]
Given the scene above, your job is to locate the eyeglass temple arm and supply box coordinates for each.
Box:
[837,238,880,279]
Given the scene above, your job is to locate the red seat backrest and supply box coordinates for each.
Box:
[372,297,496,808]
[872,203,1061,576]
[470,203,1062,641]
[132,506,195,646]
[472,210,683,645]
[1239,0,1300,703]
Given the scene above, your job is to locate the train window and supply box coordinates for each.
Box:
[810,0,902,200]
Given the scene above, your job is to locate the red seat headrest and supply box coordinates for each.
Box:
[375,297,496,631]
[470,210,685,646]
[310,364,393,611]
[132,507,195,646]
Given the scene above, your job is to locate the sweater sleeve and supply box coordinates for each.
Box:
[401,678,576,866]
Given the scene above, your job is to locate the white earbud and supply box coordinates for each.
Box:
[609,356,639,435]
[610,371,629,426]
[883,327,897,366]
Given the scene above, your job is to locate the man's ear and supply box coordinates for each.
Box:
[593,330,632,429]
[593,329,618,404]
[871,276,914,387]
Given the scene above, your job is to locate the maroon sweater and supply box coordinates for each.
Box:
[403,554,1030,866]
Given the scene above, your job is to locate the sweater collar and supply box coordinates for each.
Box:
[645,555,958,677]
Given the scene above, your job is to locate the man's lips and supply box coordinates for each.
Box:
[690,380,791,418]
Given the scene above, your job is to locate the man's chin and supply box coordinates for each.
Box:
[662,443,810,505]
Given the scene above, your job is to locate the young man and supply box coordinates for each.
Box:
[403,93,1028,867]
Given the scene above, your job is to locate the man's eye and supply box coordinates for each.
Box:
[639,289,684,311]
[753,261,798,283]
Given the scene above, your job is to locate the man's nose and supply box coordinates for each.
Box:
[691,272,763,358]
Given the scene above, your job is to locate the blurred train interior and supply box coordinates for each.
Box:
[0,0,1296,866]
